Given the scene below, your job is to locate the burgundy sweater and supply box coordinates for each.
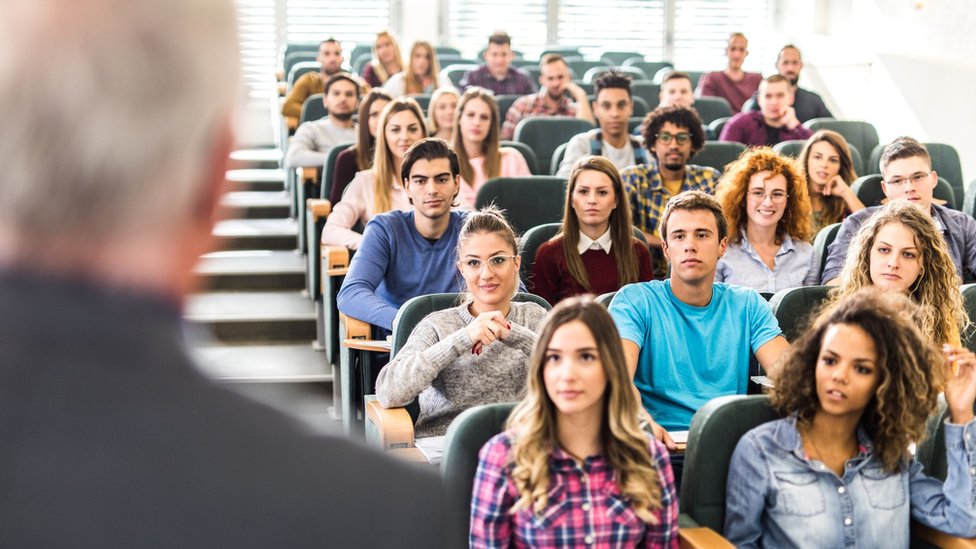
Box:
[529,236,654,305]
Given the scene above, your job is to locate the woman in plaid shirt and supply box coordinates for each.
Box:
[470,296,679,548]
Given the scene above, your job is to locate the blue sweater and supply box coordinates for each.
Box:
[337,210,467,330]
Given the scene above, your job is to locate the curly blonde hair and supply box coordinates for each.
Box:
[716,147,813,245]
[506,297,664,523]
[772,288,942,473]
[830,201,968,345]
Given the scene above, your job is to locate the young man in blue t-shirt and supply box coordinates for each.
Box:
[609,191,789,448]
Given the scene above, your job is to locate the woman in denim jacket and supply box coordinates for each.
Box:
[724,288,976,548]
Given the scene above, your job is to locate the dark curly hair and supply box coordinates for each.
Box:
[770,288,943,473]
[593,69,632,99]
[640,106,706,159]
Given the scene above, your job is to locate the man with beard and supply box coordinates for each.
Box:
[621,106,719,249]
[282,38,346,119]
[720,74,814,147]
[285,73,359,169]
[743,44,833,122]
[500,54,594,140]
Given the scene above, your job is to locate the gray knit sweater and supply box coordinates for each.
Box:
[375,300,547,438]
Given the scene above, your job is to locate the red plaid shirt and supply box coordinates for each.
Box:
[500,90,578,140]
[470,431,679,548]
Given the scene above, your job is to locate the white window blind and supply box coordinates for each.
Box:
[556,0,666,61]
[672,0,769,72]
[285,0,390,45]
[236,0,277,100]
[447,0,549,59]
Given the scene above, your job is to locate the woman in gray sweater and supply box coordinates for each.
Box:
[375,208,547,438]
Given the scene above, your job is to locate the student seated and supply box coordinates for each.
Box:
[460,31,536,96]
[799,130,864,232]
[337,138,466,332]
[382,41,439,98]
[608,191,788,465]
[322,97,425,250]
[822,137,976,284]
[715,147,817,292]
[375,208,545,437]
[329,89,392,205]
[284,72,358,169]
[657,71,695,109]
[426,86,459,142]
[827,200,968,345]
[499,54,594,141]
[720,74,813,147]
[724,288,976,548]
[531,156,653,305]
[359,30,403,88]
[452,87,530,209]
[742,44,833,123]
[470,296,679,547]
[282,38,344,119]
[695,32,762,111]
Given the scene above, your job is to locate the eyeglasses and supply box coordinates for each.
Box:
[655,132,691,145]
[885,172,931,187]
[458,254,517,274]
[747,190,789,203]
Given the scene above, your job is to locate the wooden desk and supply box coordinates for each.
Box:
[339,337,390,434]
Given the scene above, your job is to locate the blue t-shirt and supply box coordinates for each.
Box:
[609,280,781,431]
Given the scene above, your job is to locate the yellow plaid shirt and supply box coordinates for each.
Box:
[621,161,720,239]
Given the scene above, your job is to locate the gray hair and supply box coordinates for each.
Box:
[0,0,241,248]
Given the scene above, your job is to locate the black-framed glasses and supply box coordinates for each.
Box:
[656,132,691,145]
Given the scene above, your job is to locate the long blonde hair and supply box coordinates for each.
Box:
[371,97,427,214]
[558,156,641,290]
[830,201,968,345]
[370,30,403,84]
[427,86,459,137]
[452,87,501,187]
[506,297,663,523]
[404,41,440,95]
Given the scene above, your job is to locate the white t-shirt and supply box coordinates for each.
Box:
[556,129,644,178]
[284,117,357,169]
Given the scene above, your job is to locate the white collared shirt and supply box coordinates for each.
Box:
[577,229,613,255]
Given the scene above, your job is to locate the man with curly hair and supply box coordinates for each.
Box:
[621,106,720,250]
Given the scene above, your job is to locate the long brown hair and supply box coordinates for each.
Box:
[353,89,393,171]
[716,147,813,245]
[558,156,641,290]
[452,87,502,187]
[371,97,427,214]
[403,41,440,95]
[798,130,858,228]
[772,288,942,473]
[507,296,664,522]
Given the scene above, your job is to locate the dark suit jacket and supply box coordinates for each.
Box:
[0,269,448,548]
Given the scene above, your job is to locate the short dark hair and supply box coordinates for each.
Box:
[776,44,801,63]
[661,71,692,87]
[761,73,791,88]
[400,137,460,183]
[640,106,706,158]
[487,32,511,47]
[593,69,632,99]
[320,38,340,49]
[660,190,729,243]
[324,72,359,95]
[880,136,931,173]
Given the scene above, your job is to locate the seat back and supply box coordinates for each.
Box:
[600,51,643,66]
[283,42,320,61]
[628,116,644,134]
[630,96,651,118]
[348,44,372,67]
[691,141,745,173]
[768,285,833,342]
[283,51,317,80]
[441,402,519,548]
[500,140,540,176]
[630,81,661,110]
[439,63,480,87]
[320,142,354,199]
[410,94,431,111]
[299,93,327,125]
[802,119,879,167]
[475,176,567,235]
[596,291,616,308]
[851,174,957,209]
[926,143,964,203]
[693,97,732,124]
[435,46,461,57]
[287,61,320,89]
[583,65,648,83]
[680,395,779,531]
[513,117,595,176]
[622,59,674,79]
[519,223,562,289]
[568,60,606,81]
[706,117,730,141]
[811,223,841,283]
[965,179,976,220]
[495,94,523,129]
[549,142,569,176]
[352,53,372,76]
[775,140,864,175]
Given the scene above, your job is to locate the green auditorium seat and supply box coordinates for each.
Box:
[474,176,567,235]
[802,119,879,171]
[692,96,732,125]
[513,117,595,177]
[850,174,956,209]
[691,141,745,174]
[768,285,832,342]
[499,141,539,176]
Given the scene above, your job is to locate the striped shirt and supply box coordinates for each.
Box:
[470,431,679,548]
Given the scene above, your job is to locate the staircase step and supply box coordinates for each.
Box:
[193,342,330,383]
[186,290,315,342]
[228,148,281,170]
[219,191,291,219]
[194,250,305,291]
[225,168,285,192]
[211,218,297,251]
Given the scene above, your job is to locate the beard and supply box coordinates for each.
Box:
[330,110,354,122]
[663,160,685,172]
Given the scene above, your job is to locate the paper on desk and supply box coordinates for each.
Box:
[415,435,446,464]
[670,431,689,445]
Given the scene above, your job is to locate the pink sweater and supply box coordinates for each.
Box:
[322,170,411,250]
[457,147,531,210]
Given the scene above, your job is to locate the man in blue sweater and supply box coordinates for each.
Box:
[338,138,466,331]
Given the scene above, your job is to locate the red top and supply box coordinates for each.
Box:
[529,236,654,305]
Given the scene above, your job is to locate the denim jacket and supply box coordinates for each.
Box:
[724,416,976,548]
